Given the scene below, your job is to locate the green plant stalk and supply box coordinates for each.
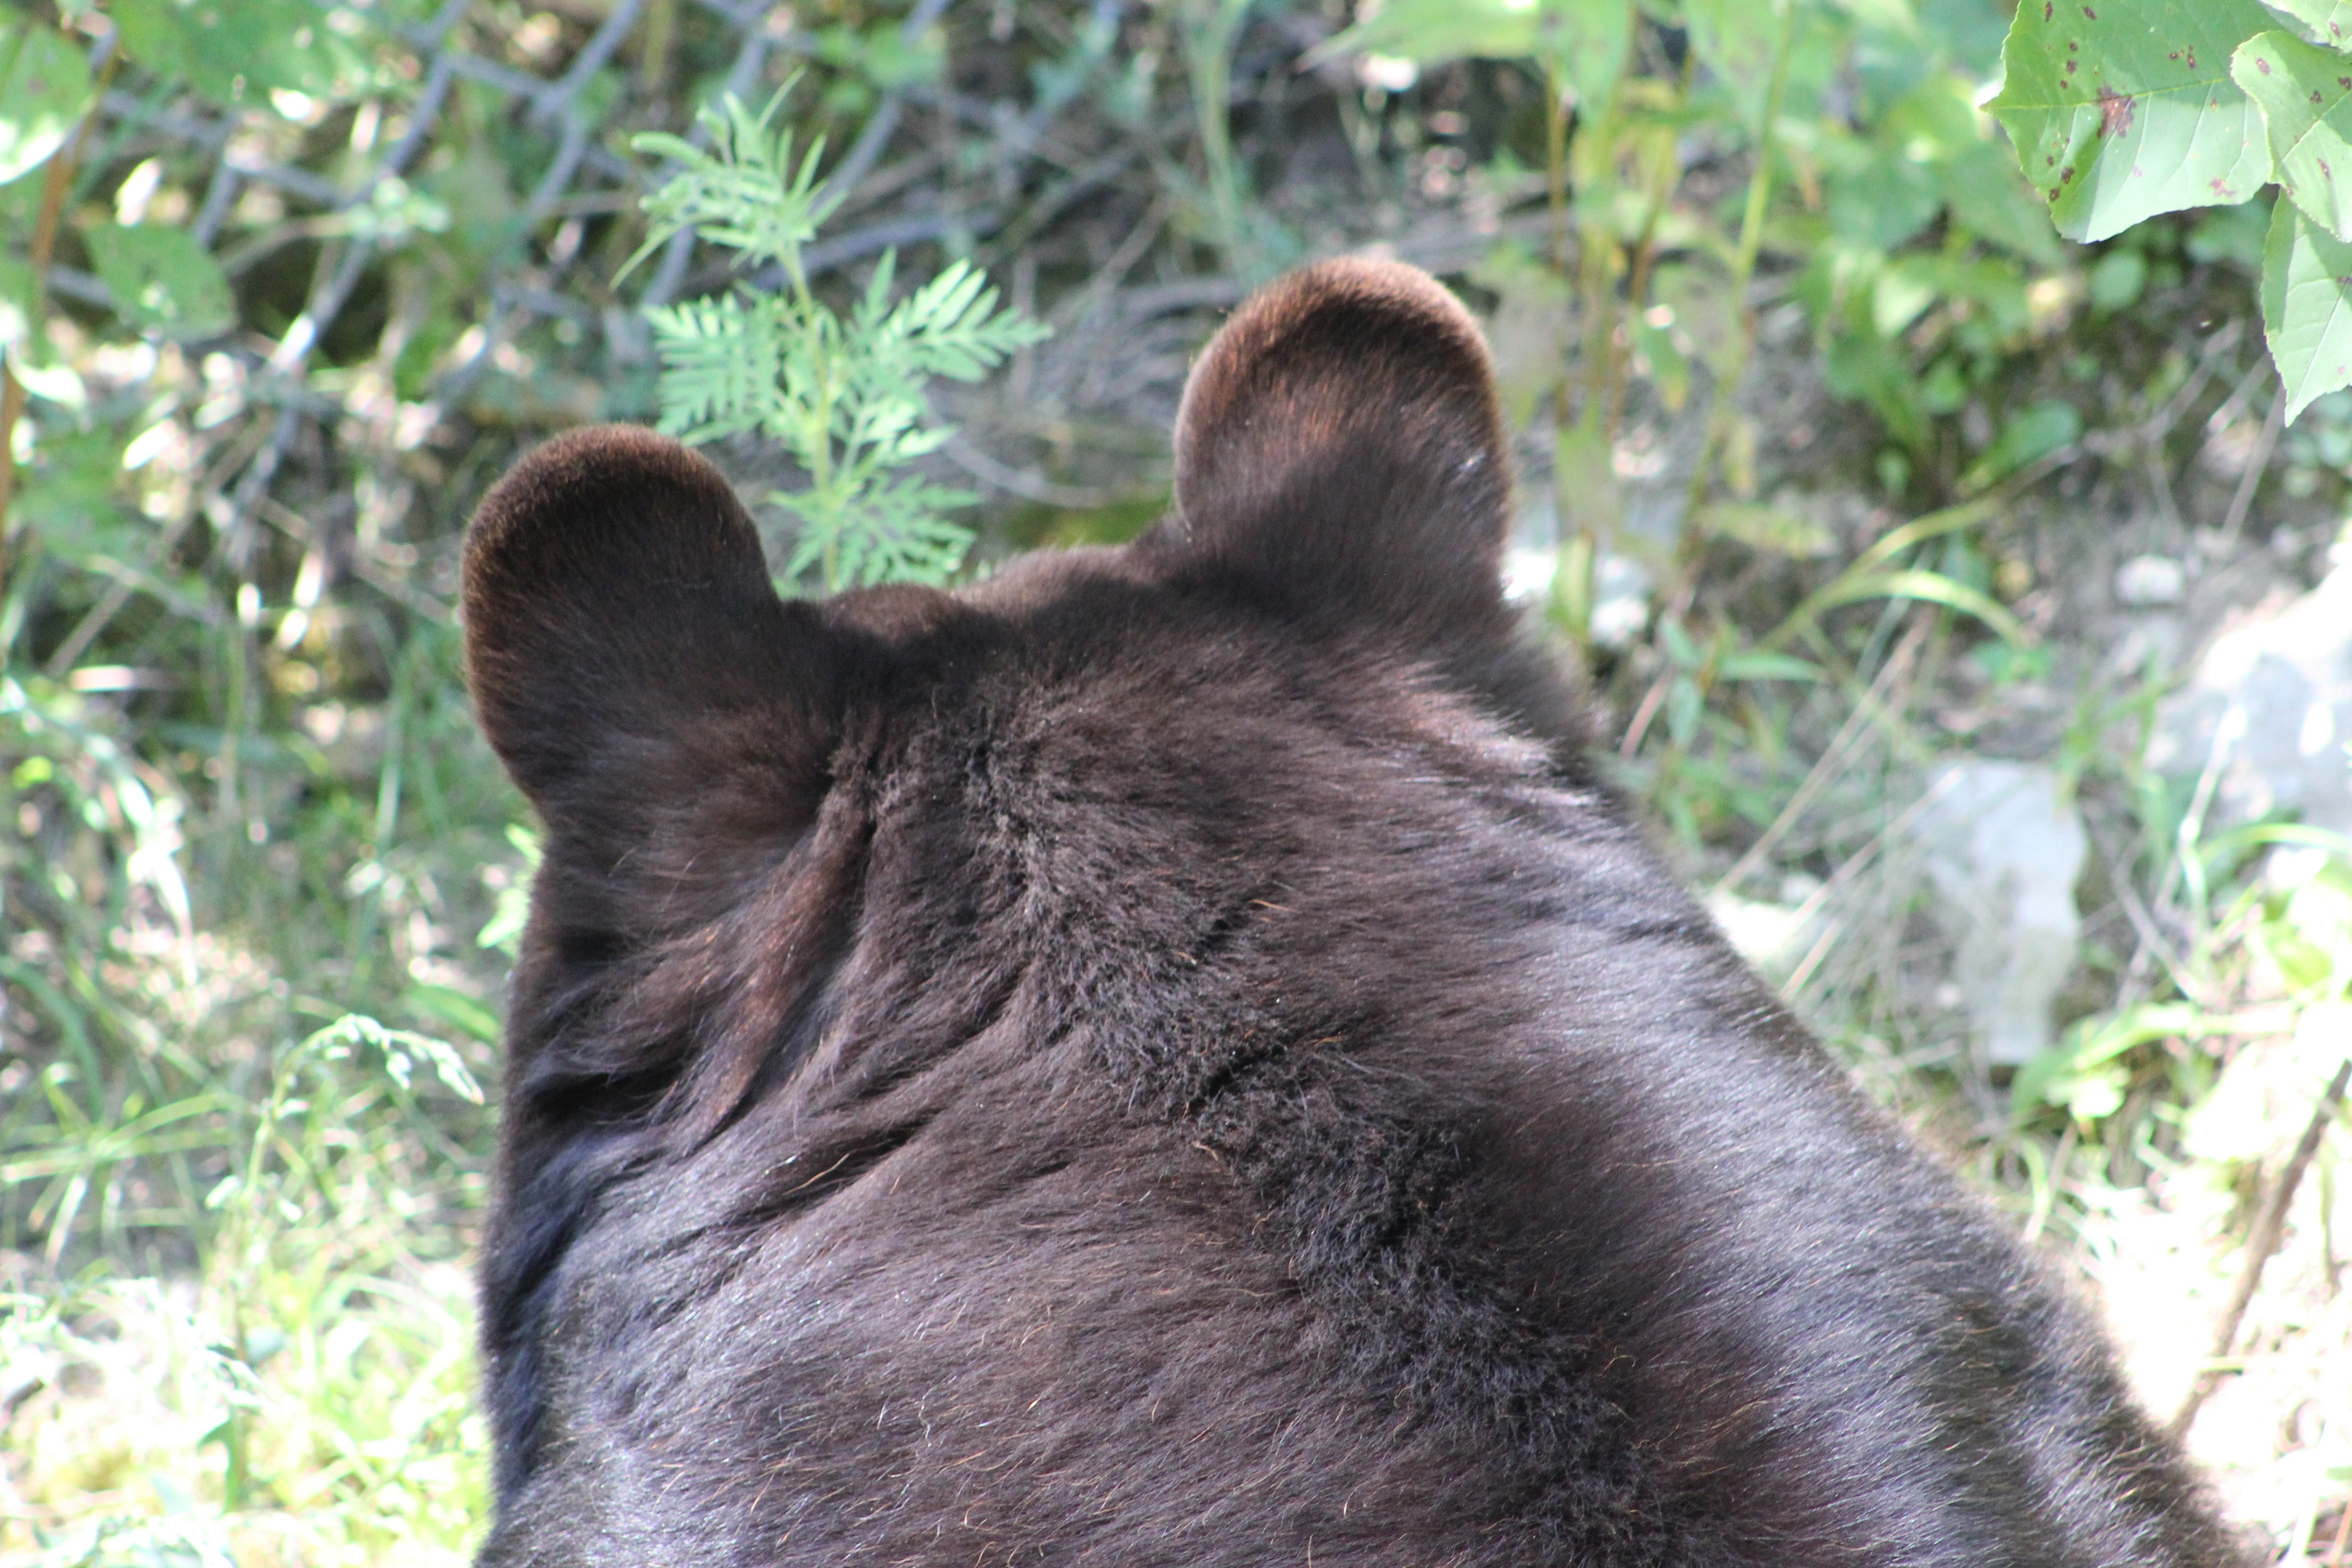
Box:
[1562,37,1650,442]
[639,0,675,91]
[790,291,846,592]
[1545,60,1571,274]
[1574,124,1623,439]
[209,1036,313,1511]
[1181,0,1255,275]
[1677,0,1798,546]
[1615,58,1696,435]
[0,46,118,604]
[1546,47,1639,652]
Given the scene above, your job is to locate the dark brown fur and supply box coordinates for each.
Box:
[463,258,2246,1567]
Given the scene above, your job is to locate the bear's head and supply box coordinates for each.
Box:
[458,256,1608,1518]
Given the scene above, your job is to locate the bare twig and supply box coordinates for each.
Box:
[2324,1491,2352,1568]
[2169,1056,2352,1439]
[2218,376,2283,541]
[942,434,1131,508]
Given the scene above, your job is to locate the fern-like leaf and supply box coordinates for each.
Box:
[635,90,1048,592]
[645,295,782,443]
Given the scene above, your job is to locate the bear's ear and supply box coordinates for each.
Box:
[1160,257,1511,632]
[463,427,837,858]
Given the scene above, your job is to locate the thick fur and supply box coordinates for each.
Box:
[463,258,2245,1567]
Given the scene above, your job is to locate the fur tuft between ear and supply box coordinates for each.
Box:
[462,425,834,837]
[1162,257,1511,631]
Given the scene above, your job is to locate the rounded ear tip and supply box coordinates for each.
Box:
[468,425,734,557]
[1175,258,1501,474]
[1271,254,1485,341]
[463,425,758,604]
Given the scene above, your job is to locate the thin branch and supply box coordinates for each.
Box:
[2169,1056,2352,1440]
[2218,376,2282,541]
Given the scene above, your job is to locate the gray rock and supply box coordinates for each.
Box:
[2115,553,2187,606]
[2146,552,2352,838]
[1913,761,2087,1066]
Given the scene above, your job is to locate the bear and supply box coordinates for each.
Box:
[460,257,2247,1567]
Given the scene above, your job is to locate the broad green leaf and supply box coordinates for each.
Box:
[1697,502,1836,557]
[1554,417,1623,540]
[1536,0,1634,109]
[1958,398,2081,492]
[816,20,947,90]
[1942,139,2068,262]
[1872,257,1941,336]
[1827,0,1915,34]
[111,0,375,107]
[4,342,84,406]
[2261,0,2352,49]
[1311,0,1542,65]
[0,255,36,352]
[84,225,235,339]
[2087,246,2148,308]
[402,983,500,1047]
[1687,0,1789,134]
[1824,137,1944,251]
[1988,0,2276,243]
[0,22,92,185]
[2262,195,2352,419]
[1918,0,2010,77]
[1631,314,1690,410]
[1813,567,2027,643]
[1716,650,1826,682]
[1312,0,1632,109]
[2234,31,2352,239]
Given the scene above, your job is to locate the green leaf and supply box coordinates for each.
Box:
[1941,139,2069,264]
[1812,567,2028,643]
[0,21,92,185]
[1535,0,1636,110]
[2261,0,2352,49]
[1829,0,1916,33]
[1958,398,2081,492]
[816,19,947,90]
[2087,246,2148,309]
[1987,0,2276,243]
[1687,0,1789,134]
[1825,138,1945,252]
[1696,502,1836,557]
[2262,194,2352,418]
[1311,0,1633,108]
[645,293,787,443]
[2234,31,2352,239]
[628,89,837,281]
[1310,0,1544,66]
[0,255,36,353]
[402,983,501,1047]
[83,225,235,339]
[1716,650,1826,682]
[4,342,83,407]
[111,0,375,107]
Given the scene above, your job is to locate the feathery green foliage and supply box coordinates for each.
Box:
[633,90,1049,591]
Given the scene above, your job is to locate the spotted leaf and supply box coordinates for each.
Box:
[1988,0,2276,242]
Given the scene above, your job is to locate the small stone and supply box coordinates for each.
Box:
[1704,890,1813,970]
[1913,761,2086,1067]
[2146,560,2352,837]
[2115,553,2187,606]
[1589,551,1653,650]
